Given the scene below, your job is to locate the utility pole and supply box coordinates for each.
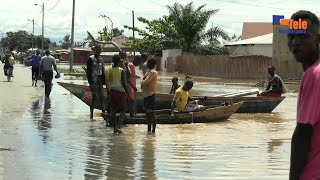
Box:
[28,19,35,53]
[0,31,3,54]
[70,0,75,73]
[41,3,44,55]
[132,10,135,56]
[35,3,44,55]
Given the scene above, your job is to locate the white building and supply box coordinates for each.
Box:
[225,33,273,57]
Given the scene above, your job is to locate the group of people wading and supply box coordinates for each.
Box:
[86,44,158,134]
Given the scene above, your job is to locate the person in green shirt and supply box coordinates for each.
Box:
[1,50,14,77]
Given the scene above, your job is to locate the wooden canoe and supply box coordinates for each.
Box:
[57,82,285,113]
[123,102,243,124]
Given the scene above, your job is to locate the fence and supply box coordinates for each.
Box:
[176,53,303,80]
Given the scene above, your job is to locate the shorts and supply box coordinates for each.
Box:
[32,67,40,79]
[110,89,127,112]
[144,94,155,113]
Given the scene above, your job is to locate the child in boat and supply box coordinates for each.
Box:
[170,77,180,94]
[141,58,158,133]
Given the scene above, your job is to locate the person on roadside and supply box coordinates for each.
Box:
[109,54,130,134]
[1,50,14,78]
[258,65,286,97]
[86,44,107,121]
[141,58,158,133]
[170,77,180,94]
[287,10,320,180]
[40,50,59,98]
[27,50,42,86]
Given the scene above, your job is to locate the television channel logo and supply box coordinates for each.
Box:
[273,15,307,34]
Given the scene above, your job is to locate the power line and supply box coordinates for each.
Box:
[213,0,320,13]
[20,21,33,29]
[111,0,130,11]
[144,0,166,8]
[34,9,42,24]
[45,0,62,11]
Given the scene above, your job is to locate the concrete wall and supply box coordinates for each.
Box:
[272,25,294,62]
[228,44,272,57]
[177,53,303,79]
[162,49,182,72]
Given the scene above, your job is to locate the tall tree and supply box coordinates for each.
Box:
[60,34,71,49]
[0,30,52,52]
[166,2,229,51]
[124,2,230,54]
[111,27,124,37]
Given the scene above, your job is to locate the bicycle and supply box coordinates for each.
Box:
[6,66,13,82]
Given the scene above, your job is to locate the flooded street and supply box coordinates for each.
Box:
[1,66,297,179]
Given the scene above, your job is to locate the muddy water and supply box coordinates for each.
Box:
[17,71,297,179]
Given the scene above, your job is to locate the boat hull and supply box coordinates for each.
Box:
[57,82,285,114]
[124,102,243,124]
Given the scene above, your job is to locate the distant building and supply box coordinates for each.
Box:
[241,22,273,40]
[225,33,272,57]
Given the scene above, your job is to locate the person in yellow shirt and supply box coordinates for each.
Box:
[170,80,206,114]
[141,58,158,133]
[109,54,130,134]
[171,80,193,113]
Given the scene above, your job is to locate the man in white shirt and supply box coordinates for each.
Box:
[40,50,59,98]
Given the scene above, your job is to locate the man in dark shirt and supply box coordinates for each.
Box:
[86,44,107,121]
[258,65,285,97]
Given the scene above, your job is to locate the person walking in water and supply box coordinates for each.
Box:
[109,54,130,134]
[86,44,108,121]
[40,50,59,98]
[27,50,42,86]
[141,58,158,133]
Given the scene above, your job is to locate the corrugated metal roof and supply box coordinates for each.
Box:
[225,33,273,46]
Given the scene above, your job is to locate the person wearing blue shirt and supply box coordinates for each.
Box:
[27,50,42,86]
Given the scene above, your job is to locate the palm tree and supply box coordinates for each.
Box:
[166,2,229,52]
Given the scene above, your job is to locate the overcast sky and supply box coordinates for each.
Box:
[0,0,319,43]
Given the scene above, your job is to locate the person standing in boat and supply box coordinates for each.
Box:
[288,10,320,180]
[86,44,107,121]
[109,54,130,134]
[258,65,286,97]
[141,58,158,133]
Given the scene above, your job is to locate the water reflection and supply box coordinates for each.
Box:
[104,134,136,179]
[268,139,284,154]
[84,127,106,179]
[38,98,52,143]
[140,135,157,180]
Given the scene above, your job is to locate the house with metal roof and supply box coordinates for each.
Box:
[225,33,273,57]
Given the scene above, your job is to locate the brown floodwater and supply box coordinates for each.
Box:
[15,69,297,179]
